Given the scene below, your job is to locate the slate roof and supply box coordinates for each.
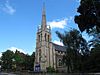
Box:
[52,42,67,52]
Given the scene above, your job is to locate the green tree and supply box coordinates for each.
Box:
[82,44,100,72]
[74,0,100,33]
[74,0,100,72]
[13,50,35,71]
[88,27,100,48]
[1,49,35,71]
[56,29,89,72]
[30,52,35,70]
[1,50,14,71]
[13,50,25,71]
[23,52,35,71]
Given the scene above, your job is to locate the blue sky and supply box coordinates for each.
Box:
[0,0,88,55]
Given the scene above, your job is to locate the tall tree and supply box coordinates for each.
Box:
[14,50,25,71]
[88,27,100,48]
[82,44,100,72]
[74,2,100,70]
[56,29,89,72]
[1,50,35,71]
[74,0,100,33]
[23,52,35,71]
[1,50,14,71]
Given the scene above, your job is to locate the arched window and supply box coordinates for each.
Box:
[38,35,40,41]
[58,59,62,66]
[48,35,49,42]
[41,34,42,41]
[45,33,46,41]
[39,49,41,62]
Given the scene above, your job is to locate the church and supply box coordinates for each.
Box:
[34,5,67,72]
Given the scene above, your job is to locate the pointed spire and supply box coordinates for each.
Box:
[42,2,46,16]
[41,3,47,30]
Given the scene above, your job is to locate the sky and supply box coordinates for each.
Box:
[0,0,90,55]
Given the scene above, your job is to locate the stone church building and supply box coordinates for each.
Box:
[34,5,66,72]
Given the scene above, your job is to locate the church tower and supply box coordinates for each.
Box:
[34,4,51,72]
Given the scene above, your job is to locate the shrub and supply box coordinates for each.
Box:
[46,66,55,73]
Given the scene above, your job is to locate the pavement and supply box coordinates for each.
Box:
[0,72,16,75]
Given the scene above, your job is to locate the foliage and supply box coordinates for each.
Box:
[74,0,100,33]
[56,28,100,72]
[74,0,100,72]
[46,66,55,72]
[81,44,100,72]
[23,52,35,71]
[88,27,100,48]
[13,50,25,71]
[56,29,89,72]
[1,50,14,70]
[1,50,35,71]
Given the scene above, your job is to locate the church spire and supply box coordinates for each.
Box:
[41,3,47,30]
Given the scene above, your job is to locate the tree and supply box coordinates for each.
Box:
[14,50,25,71]
[23,52,35,71]
[56,29,89,72]
[14,50,35,71]
[30,52,35,70]
[1,49,35,71]
[88,27,100,48]
[74,0,100,72]
[74,0,100,33]
[1,50,14,71]
[82,44,100,72]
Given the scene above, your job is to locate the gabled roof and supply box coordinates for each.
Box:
[52,42,66,52]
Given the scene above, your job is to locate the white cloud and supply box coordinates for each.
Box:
[7,47,26,54]
[76,0,81,2]
[0,47,27,57]
[53,40,63,46]
[2,0,16,15]
[0,47,26,57]
[47,18,68,29]
[0,53,2,58]
[68,16,74,23]
[47,16,74,29]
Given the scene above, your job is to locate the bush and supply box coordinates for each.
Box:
[46,66,55,73]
